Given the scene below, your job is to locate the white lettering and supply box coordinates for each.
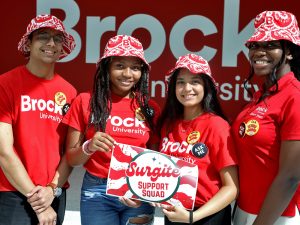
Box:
[170,15,217,61]
[21,95,62,115]
[37,0,81,62]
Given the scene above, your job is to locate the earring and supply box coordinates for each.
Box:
[287,55,293,60]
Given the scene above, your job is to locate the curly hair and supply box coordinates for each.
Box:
[88,57,155,133]
[157,70,227,134]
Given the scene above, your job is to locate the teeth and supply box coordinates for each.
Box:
[255,60,268,65]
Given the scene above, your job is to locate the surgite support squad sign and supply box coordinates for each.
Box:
[107,143,198,210]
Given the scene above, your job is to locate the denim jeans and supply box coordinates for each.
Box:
[81,171,154,225]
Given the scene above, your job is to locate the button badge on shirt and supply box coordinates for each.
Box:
[54,92,67,106]
[186,131,201,144]
[192,142,208,158]
[239,119,259,137]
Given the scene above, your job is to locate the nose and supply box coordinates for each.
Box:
[122,67,132,77]
[183,83,192,91]
[46,36,56,46]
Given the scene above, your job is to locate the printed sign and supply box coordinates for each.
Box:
[107,143,198,210]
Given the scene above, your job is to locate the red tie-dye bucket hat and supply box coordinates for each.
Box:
[165,53,216,84]
[97,35,150,70]
[246,11,300,47]
[18,14,76,59]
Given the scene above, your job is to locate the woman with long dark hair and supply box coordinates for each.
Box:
[157,53,238,225]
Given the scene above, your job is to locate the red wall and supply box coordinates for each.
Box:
[1,0,299,121]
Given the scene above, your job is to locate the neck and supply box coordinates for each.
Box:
[26,60,55,80]
[183,106,203,120]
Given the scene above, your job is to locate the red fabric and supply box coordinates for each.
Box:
[246,11,300,47]
[18,14,76,59]
[231,72,300,216]
[159,113,237,207]
[0,66,77,191]
[62,92,160,178]
[97,35,149,68]
[167,53,212,77]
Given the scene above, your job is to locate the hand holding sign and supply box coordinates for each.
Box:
[107,143,198,210]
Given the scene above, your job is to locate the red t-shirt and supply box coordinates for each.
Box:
[231,72,300,216]
[0,66,77,191]
[159,113,237,207]
[62,92,161,178]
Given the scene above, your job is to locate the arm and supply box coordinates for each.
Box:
[163,165,239,223]
[0,122,57,223]
[0,122,36,195]
[27,154,73,213]
[66,127,115,167]
[253,140,300,225]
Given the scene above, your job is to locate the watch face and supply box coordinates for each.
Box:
[54,187,62,197]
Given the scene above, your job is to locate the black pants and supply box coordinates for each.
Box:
[165,204,232,225]
[0,190,66,225]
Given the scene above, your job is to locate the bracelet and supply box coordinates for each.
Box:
[82,139,93,155]
[189,210,193,224]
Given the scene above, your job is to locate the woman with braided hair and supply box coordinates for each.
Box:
[231,11,300,225]
[63,35,160,225]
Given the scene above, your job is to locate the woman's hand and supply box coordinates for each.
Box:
[88,132,115,153]
[162,205,190,223]
[119,197,142,208]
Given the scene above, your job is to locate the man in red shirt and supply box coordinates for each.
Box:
[0,14,76,225]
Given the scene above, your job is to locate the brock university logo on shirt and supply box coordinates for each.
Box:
[106,143,198,210]
[20,94,68,123]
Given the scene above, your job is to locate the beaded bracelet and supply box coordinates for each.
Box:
[82,139,93,155]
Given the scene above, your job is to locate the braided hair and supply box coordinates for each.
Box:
[88,57,155,132]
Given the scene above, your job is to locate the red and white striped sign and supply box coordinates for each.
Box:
[107,143,198,210]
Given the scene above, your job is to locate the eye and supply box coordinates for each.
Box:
[131,65,142,71]
[113,63,124,69]
[53,35,64,44]
[266,42,281,49]
[176,80,185,85]
[247,42,259,50]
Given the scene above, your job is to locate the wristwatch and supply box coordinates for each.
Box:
[47,183,62,198]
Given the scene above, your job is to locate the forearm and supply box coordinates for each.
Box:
[193,184,238,222]
[50,154,74,187]
[67,145,91,166]
[253,175,298,225]
[0,152,35,195]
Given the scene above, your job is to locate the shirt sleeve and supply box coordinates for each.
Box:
[62,93,89,133]
[0,83,13,124]
[280,94,300,140]
[209,117,238,171]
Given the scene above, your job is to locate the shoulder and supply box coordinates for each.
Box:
[0,66,23,83]
[74,92,91,103]
[199,113,229,129]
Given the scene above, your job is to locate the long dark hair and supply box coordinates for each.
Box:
[157,70,227,134]
[88,57,155,132]
[244,40,300,102]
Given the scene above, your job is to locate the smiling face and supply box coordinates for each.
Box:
[109,56,143,97]
[248,40,291,79]
[175,68,204,115]
[27,28,64,65]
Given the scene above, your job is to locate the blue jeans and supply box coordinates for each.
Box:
[81,171,154,225]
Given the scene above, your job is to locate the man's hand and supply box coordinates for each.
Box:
[27,185,55,213]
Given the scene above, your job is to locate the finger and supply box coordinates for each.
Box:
[95,132,115,145]
[27,186,42,197]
